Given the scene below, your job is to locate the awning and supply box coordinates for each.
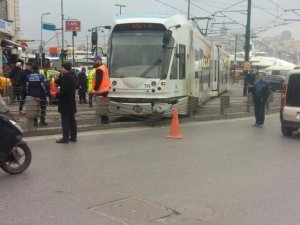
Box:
[1,39,22,49]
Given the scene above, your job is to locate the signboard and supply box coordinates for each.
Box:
[0,19,13,35]
[65,21,81,32]
[244,61,250,71]
[42,23,56,31]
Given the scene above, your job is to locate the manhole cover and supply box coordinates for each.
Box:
[90,197,176,225]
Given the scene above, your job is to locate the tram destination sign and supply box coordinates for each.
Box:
[114,23,166,32]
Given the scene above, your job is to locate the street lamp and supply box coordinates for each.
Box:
[115,4,126,15]
[40,12,51,67]
[88,26,111,57]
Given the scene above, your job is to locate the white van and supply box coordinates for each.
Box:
[280,69,300,136]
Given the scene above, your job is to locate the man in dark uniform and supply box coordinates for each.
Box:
[26,64,48,126]
[251,72,271,128]
[77,67,88,104]
[55,62,77,144]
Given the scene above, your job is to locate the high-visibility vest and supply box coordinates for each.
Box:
[50,77,58,95]
[88,69,95,92]
[40,70,52,80]
[92,65,110,94]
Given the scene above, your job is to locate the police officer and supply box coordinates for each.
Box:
[26,64,48,126]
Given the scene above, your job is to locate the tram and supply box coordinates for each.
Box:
[107,14,230,116]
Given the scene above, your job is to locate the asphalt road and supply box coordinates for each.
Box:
[1,114,300,225]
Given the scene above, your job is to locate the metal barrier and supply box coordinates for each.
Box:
[25,97,40,129]
[95,96,109,122]
[2,84,281,131]
[220,95,230,114]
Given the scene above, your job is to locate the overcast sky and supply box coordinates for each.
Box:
[19,0,300,49]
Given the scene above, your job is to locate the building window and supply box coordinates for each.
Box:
[0,0,8,20]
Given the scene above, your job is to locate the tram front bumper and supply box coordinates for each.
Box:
[108,101,172,116]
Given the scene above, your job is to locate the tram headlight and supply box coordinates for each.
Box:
[161,81,166,86]
[151,81,157,86]
[112,80,117,86]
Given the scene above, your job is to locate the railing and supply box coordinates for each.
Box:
[1,83,281,132]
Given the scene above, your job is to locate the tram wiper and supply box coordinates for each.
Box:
[140,59,162,78]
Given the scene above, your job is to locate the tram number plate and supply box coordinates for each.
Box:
[144,84,151,88]
[133,105,142,113]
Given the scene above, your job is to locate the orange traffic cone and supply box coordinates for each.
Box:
[167,107,183,139]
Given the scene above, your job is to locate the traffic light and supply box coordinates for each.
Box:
[60,49,68,61]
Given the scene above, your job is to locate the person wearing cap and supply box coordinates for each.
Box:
[91,56,111,124]
[55,62,77,144]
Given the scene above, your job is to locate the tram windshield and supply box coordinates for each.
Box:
[109,31,173,79]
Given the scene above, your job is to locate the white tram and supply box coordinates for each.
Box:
[107,14,230,116]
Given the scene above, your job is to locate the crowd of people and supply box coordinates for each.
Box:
[1,56,110,144]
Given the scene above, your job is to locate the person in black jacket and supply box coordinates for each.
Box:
[55,62,77,144]
[9,62,22,103]
[77,67,88,104]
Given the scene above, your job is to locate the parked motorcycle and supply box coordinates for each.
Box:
[0,113,32,174]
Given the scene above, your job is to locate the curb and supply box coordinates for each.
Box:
[23,107,280,137]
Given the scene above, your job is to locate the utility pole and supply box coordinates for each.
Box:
[187,0,191,20]
[234,34,238,80]
[115,4,126,15]
[243,0,252,96]
[61,0,64,63]
[86,35,89,64]
[244,0,252,72]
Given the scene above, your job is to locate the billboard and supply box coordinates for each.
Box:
[65,21,81,32]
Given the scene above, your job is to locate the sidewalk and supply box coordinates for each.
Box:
[5,81,281,136]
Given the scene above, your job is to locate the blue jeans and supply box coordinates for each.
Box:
[254,101,265,125]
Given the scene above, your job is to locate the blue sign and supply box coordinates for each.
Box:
[42,23,56,31]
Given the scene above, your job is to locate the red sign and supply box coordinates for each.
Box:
[65,21,81,32]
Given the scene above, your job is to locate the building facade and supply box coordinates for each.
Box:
[0,0,21,75]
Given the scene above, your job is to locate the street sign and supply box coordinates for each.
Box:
[42,23,56,31]
[65,21,81,32]
[244,61,250,71]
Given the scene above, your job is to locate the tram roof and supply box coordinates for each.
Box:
[114,14,190,28]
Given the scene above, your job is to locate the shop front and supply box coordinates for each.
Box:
[0,18,21,76]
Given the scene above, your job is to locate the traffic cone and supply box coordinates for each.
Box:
[167,107,183,139]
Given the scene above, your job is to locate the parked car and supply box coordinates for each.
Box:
[280,70,300,136]
[266,75,286,91]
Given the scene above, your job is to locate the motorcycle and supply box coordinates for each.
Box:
[0,113,31,174]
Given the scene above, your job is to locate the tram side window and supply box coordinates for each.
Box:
[179,44,186,79]
[170,51,178,79]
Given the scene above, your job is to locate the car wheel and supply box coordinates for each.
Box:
[281,125,294,136]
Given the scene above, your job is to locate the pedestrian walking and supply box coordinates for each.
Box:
[77,67,88,104]
[9,62,22,103]
[251,72,271,128]
[26,64,48,126]
[55,62,77,144]
[19,63,33,114]
[91,56,111,124]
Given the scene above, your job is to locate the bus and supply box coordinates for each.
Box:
[107,14,230,116]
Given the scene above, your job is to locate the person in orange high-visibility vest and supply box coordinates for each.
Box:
[91,56,110,124]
